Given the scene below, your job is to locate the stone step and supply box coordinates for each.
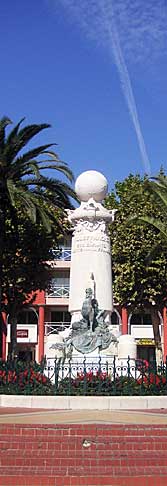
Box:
[1,447,167,457]
[1,424,167,484]
[1,424,167,434]
[1,455,167,468]
[0,461,167,477]
[0,475,166,485]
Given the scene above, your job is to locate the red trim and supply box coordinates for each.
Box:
[122,307,128,335]
[2,312,7,360]
[38,306,45,362]
[25,290,45,306]
[163,307,167,362]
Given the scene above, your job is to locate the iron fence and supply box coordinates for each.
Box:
[44,356,167,396]
[1,356,167,396]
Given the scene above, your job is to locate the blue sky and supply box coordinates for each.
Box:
[1,0,167,191]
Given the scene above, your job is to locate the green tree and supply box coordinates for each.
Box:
[0,117,75,234]
[1,206,71,360]
[0,116,76,359]
[133,173,167,241]
[105,174,167,359]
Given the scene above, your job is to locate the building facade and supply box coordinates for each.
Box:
[1,237,167,363]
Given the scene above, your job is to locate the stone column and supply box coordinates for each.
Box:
[68,170,115,323]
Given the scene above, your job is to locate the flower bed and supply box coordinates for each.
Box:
[0,360,54,395]
[0,360,167,396]
[57,370,167,396]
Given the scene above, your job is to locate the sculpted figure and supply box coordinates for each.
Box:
[50,285,118,355]
[81,288,93,330]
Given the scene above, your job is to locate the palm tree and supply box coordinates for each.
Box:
[0,116,76,359]
[129,173,167,364]
[133,174,167,241]
[0,116,76,231]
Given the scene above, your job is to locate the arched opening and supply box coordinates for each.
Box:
[129,309,163,363]
[111,308,121,332]
[17,307,38,324]
[8,307,38,362]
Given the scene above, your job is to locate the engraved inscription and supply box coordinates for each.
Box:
[74,220,107,234]
[72,234,111,254]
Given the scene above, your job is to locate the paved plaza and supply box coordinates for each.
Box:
[1,407,167,424]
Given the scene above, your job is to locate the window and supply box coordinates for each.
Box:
[51,271,70,286]
[59,237,72,249]
[51,311,71,323]
[51,237,72,260]
[111,311,120,325]
[131,314,142,325]
[131,313,152,325]
[17,310,38,325]
[143,314,152,325]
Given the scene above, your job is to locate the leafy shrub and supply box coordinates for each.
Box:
[58,371,113,396]
[1,360,167,396]
[0,360,54,395]
[57,370,167,396]
[137,373,167,395]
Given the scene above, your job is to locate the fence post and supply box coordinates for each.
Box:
[83,357,87,395]
[127,356,131,378]
[165,356,167,385]
[98,355,102,374]
[127,356,131,395]
[98,356,102,395]
[54,358,59,394]
[68,358,72,395]
[153,358,157,385]
[112,355,116,395]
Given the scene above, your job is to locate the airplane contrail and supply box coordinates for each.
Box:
[100,0,151,174]
[58,0,152,174]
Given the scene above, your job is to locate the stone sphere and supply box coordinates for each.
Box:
[75,170,108,202]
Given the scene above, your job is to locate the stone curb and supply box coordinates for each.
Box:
[1,395,167,410]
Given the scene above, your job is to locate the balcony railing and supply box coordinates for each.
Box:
[45,321,71,336]
[47,284,70,298]
[50,248,71,261]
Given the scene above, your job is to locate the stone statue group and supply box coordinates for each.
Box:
[51,287,118,356]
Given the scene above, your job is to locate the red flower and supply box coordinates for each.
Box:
[137,373,165,386]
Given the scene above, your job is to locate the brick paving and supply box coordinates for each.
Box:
[1,407,167,484]
[0,424,167,485]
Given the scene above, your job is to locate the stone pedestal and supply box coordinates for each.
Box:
[68,170,115,323]
[50,170,119,360]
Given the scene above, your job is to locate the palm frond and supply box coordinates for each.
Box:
[33,177,76,205]
[0,117,75,234]
[130,214,167,240]
[3,123,51,162]
[0,116,12,155]
[6,118,25,145]
[41,154,74,182]
[14,144,56,166]
[151,175,167,189]
[6,179,37,222]
[11,160,41,180]
[36,205,52,232]
[144,177,167,214]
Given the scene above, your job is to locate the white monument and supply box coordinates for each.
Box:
[49,169,136,362]
[68,170,115,325]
